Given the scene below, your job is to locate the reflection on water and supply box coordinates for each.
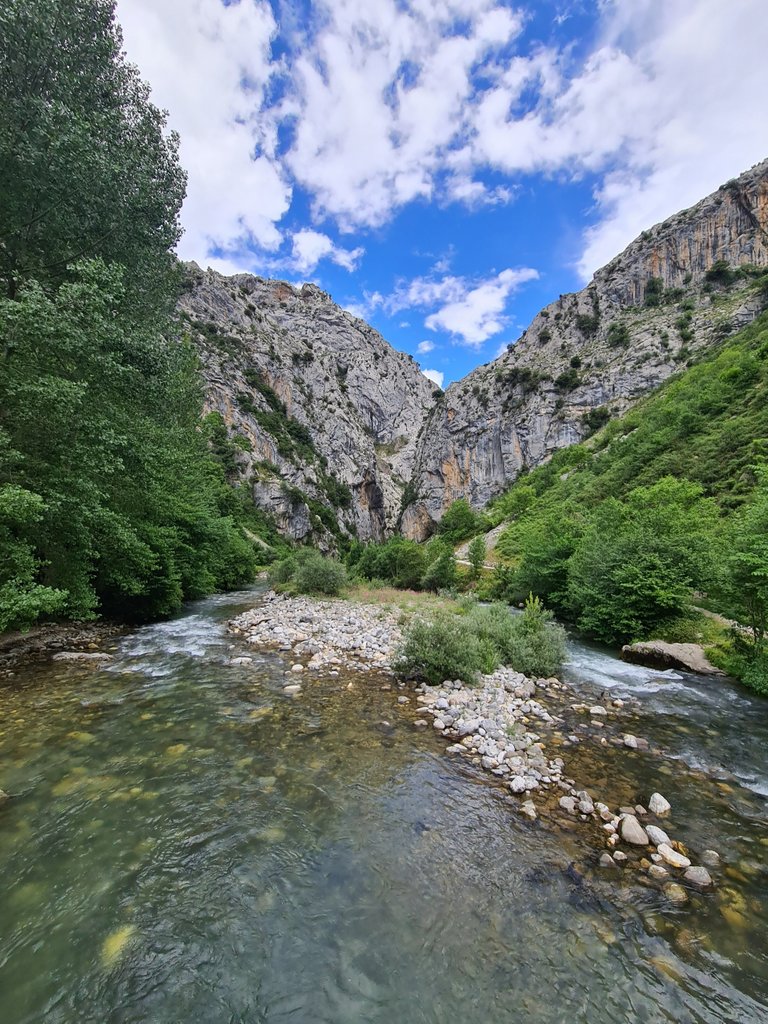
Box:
[0,589,767,1023]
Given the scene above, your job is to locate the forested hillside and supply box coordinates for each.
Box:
[0,0,260,630]
[486,312,768,688]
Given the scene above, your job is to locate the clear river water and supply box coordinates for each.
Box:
[1,587,766,1023]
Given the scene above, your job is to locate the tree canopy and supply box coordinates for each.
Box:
[0,1,259,630]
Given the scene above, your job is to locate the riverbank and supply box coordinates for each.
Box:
[0,620,124,678]
[230,589,721,904]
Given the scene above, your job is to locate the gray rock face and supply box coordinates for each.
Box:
[180,268,436,545]
[401,159,768,536]
[181,161,768,546]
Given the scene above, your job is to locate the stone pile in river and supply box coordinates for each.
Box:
[229,591,403,674]
[413,669,571,821]
[230,592,718,901]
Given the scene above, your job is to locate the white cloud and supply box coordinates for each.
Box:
[290,229,364,274]
[424,268,539,346]
[116,0,290,263]
[422,368,445,389]
[116,0,768,292]
[417,340,435,354]
[575,0,768,277]
[285,0,524,228]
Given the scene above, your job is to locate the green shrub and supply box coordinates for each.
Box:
[395,596,565,685]
[467,536,487,577]
[294,554,347,596]
[742,650,768,695]
[394,615,496,685]
[421,549,457,592]
[644,277,664,307]
[438,498,482,543]
[607,322,630,348]
[555,368,580,391]
[268,555,298,587]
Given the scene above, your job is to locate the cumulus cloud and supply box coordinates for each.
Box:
[286,0,524,228]
[116,0,767,288]
[116,0,290,262]
[290,230,364,274]
[417,340,435,354]
[422,368,445,389]
[421,268,539,346]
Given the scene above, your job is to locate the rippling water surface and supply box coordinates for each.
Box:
[1,589,767,1023]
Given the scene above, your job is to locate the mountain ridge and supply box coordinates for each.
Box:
[183,158,768,546]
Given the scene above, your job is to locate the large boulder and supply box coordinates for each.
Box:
[621,641,725,676]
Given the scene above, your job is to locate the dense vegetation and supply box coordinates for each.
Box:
[0,1,261,630]
[348,536,458,592]
[269,549,348,597]
[394,595,566,685]
[487,313,768,691]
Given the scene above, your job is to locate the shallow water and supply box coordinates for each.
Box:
[1,589,767,1023]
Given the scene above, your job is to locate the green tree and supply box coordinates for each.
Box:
[724,468,768,688]
[0,262,256,621]
[567,478,719,643]
[0,0,186,314]
[467,536,487,579]
[421,550,457,592]
[438,498,480,544]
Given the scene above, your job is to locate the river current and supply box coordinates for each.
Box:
[1,587,766,1023]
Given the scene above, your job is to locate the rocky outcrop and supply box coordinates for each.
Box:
[621,641,726,676]
[179,267,436,546]
[183,159,768,546]
[402,158,768,537]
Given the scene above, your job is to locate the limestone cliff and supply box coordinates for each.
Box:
[179,268,436,546]
[401,158,768,538]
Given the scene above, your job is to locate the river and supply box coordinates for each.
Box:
[0,587,766,1023]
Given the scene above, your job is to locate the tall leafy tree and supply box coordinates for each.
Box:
[0,0,186,314]
[0,1,257,629]
[567,478,720,643]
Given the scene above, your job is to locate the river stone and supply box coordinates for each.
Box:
[664,882,689,905]
[559,796,577,814]
[613,850,628,864]
[623,734,638,748]
[645,824,671,846]
[657,843,691,869]
[648,864,669,881]
[589,705,607,716]
[701,849,721,867]
[458,719,480,737]
[578,799,595,815]
[648,792,672,816]
[433,719,446,731]
[520,800,537,820]
[684,866,713,887]
[620,815,649,845]
[509,776,528,794]
[0,789,8,805]
[283,684,302,695]
[599,853,615,868]
[291,663,304,673]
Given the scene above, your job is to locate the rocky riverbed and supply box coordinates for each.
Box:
[230,591,721,904]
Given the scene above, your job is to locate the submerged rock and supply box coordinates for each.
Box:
[657,843,691,869]
[648,792,672,817]
[684,866,713,887]
[645,824,671,847]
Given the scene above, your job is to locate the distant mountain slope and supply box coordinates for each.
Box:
[402,159,768,538]
[493,309,768,526]
[179,268,436,546]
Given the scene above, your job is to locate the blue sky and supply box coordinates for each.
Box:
[116,0,768,386]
